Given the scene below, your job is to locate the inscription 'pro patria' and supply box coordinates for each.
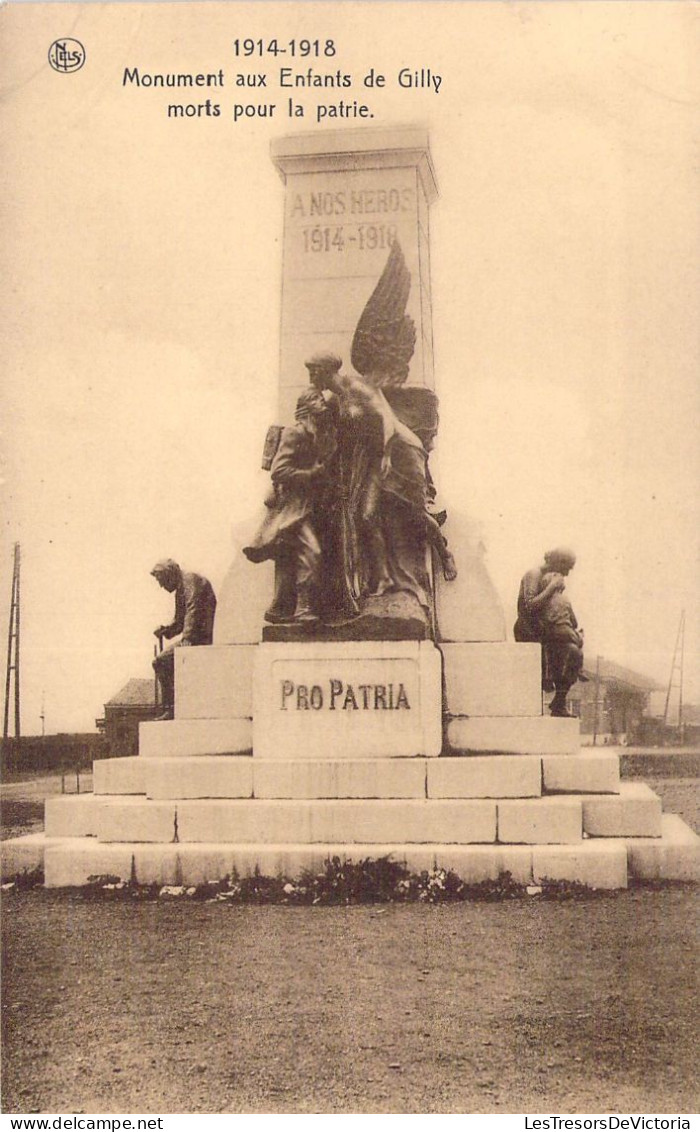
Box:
[281,679,410,711]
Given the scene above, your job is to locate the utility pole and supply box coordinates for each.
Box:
[3,543,21,746]
[663,611,685,744]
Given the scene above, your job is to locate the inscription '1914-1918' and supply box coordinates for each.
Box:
[281,679,411,711]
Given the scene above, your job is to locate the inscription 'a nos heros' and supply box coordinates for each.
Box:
[281,679,411,711]
[290,187,414,219]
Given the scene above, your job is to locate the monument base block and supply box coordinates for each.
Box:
[139,718,252,759]
[532,842,629,890]
[4,637,696,893]
[580,782,662,838]
[5,807,697,891]
[442,642,542,717]
[542,752,620,794]
[447,715,580,755]
[627,815,700,882]
[253,640,442,760]
[1,832,52,878]
[93,756,145,795]
[37,838,632,890]
[498,798,582,845]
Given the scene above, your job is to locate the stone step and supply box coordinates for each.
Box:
[7,813,696,890]
[543,751,620,794]
[45,794,102,838]
[140,756,431,801]
[447,715,580,755]
[427,756,541,799]
[531,842,628,889]
[140,715,578,763]
[8,816,697,890]
[45,794,141,838]
[44,793,593,846]
[498,798,582,844]
[626,814,699,882]
[93,754,554,801]
[39,838,628,890]
[92,751,620,800]
[93,756,145,795]
[253,758,427,800]
[96,797,500,845]
[581,782,662,837]
[146,756,253,800]
[1,831,51,877]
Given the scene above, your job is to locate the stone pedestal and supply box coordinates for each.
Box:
[442,642,542,717]
[174,644,254,719]
[8,637,695,891]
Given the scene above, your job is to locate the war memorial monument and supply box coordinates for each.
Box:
[5,128,697,889]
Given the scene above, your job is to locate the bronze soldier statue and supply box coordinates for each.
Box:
[514,547,585,717]
[151,559,216,720]
[243,388,333,624]
[537,569,585,716]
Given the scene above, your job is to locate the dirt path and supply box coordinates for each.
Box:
[2,887,697,1115]
[1,765,697,1114]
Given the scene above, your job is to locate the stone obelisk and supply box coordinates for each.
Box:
[271,127,437,423]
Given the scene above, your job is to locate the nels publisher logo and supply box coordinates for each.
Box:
[48,38,86,73]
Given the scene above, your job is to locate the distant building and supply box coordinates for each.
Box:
[638,692,700,747]
[679,704,700,745]
[96,677,158,756]
[567,658,662,745]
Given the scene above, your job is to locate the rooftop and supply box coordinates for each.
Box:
[105,678,156,708]
[581,658,662,693]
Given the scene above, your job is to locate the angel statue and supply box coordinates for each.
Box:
[306,241,456,632]
[245,239,456,636]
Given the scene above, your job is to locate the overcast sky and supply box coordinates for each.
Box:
[1,1,698,733]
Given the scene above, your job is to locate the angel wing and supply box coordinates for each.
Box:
[350,240,416,387]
